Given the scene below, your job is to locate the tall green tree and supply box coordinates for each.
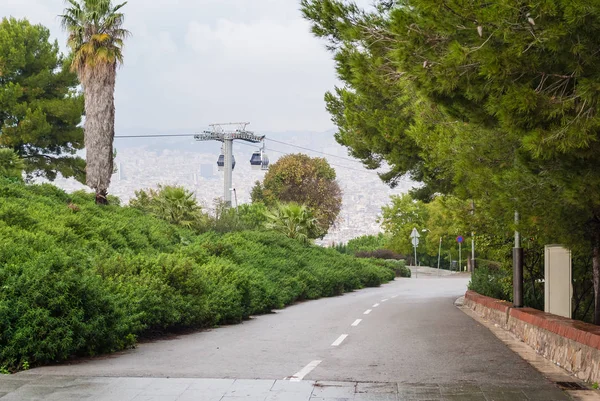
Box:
[61,0,129,205]
[380,193,428,259]
[0,17,84,181]
[251,153,342,235]
[302,0,600,323]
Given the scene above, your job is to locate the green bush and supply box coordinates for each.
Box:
[370,259,411,278]
[468,266,512,301]
[0,180,397,371]
[345,233,389,254]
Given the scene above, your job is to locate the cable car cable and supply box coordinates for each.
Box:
[113,133,412,181]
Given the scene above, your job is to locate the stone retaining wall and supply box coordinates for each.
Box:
[464,290,600,383]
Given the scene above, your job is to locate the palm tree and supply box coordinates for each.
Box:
[152,186,204,228]
[130,185,206,228]
[60,0,129,204]
[264,202,320,244]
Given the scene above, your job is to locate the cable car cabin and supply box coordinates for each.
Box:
[250,150,270,171]
[261,153,269,171]
[217,154,236,171]
[250,151,263,170]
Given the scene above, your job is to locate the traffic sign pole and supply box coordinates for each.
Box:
[456,236,464,272]
[437,237,442,276]
[410,228,420,278]
[459,242,462,272]
[471,232,475,272]
[414,246,418,278]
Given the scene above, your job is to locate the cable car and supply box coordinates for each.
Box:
[250,143,269,171]
[217,154,236,171]
[250,151,262,170]
[260,153,269,171]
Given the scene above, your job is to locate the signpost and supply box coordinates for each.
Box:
[456,235,464,272]
[437,237,442,276]
[410,228,420,278]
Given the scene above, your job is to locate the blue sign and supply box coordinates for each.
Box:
[456,236,464,243]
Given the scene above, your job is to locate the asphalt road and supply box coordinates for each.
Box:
[23,271,559,388]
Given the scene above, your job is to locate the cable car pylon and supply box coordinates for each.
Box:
[194,122,266,207]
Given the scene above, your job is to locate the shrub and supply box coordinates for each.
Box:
[0,149,24,181]
[355,249,405,260]
[208,200,267,233]
[370,259,411,278]
[130,185,207,229]
[346,233,389,254]
[468,266,512,301]
[0,180,396,371]
[0,250,132,369]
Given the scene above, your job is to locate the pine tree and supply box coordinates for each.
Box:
[302,0,600,323]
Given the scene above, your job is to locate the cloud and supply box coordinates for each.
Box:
[4,0,344,133]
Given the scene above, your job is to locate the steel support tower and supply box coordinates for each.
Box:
[195,122,264,206]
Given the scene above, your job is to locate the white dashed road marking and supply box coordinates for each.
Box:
[373,303,380,308]
[289,360,322,382]
[364,309,372,315]
[331,334,348,347]
[351,319,362,327]
[382,299,388,302]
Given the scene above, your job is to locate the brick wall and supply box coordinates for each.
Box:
[464,290,600,383]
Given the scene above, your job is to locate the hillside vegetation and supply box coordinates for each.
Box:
[0,179,396,371]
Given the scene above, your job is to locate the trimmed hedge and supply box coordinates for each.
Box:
[0,180,395,371]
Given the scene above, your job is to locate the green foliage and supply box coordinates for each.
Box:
[207,200,268,234]
[252,153,342,235]
[61,0,129,73]
[381,194,428,258]
[355,249,404,260]
[0,149,24,181]
[130,185,207,229]
[264,202,320,243]
[0,180,395,371]
[469,252,545,310]
[468,267,512,302]
[346,233,389,254]
[370,259,411,278]
[0,17,84,182]
[302,0,600,323]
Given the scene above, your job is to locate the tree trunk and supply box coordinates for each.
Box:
[593,242,600,325]
[82,63,116,205]
[95,189,108,205]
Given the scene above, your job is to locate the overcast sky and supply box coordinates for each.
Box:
[4,0,371,134]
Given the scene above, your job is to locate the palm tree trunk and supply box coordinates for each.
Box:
[82,63,116,205]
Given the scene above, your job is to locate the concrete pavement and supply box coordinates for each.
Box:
[0,271,581,400]
[0,375,573,400]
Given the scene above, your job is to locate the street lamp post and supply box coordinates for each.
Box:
[513,210,524,307]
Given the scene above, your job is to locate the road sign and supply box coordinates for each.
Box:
[409,228,420,274]
[456,236,464,243]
